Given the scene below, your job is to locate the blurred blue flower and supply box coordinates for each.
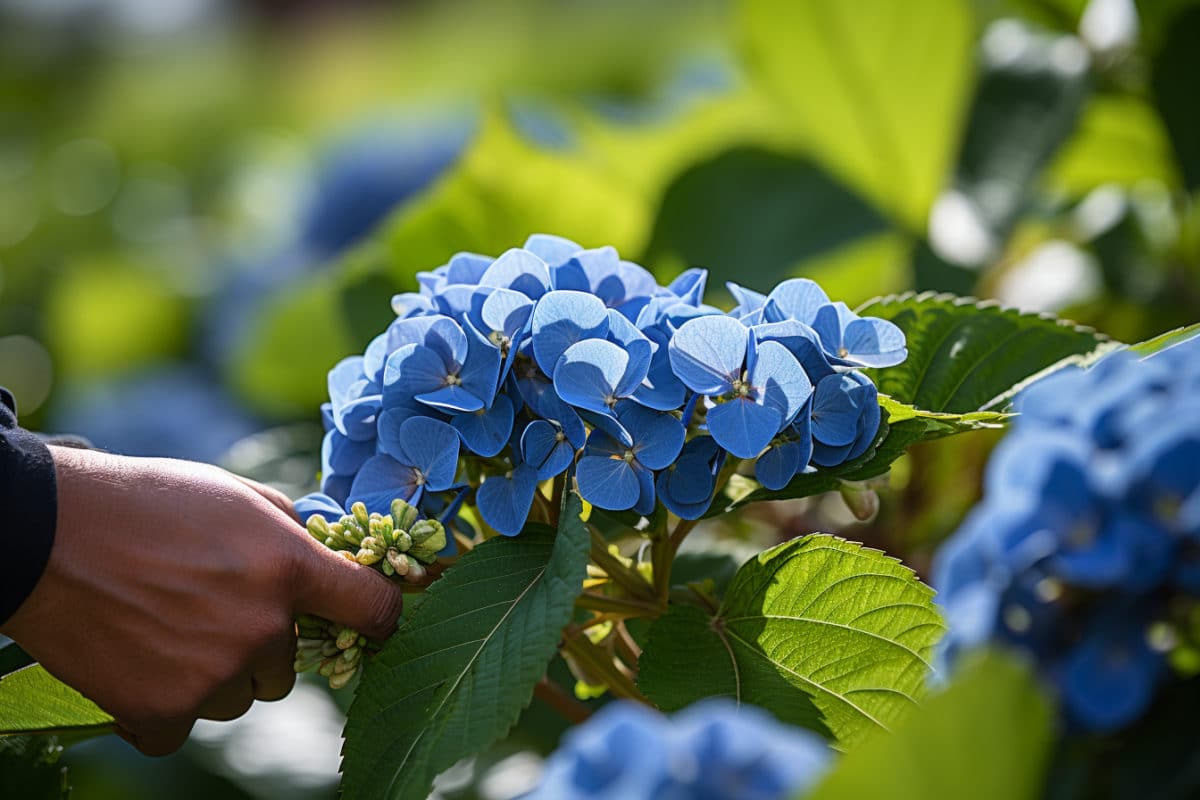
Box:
[934,337,1200,732]
[49,366,258,463]
[526,700,831,800]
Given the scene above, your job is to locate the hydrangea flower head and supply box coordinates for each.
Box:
[526,700,832,800]
[295,235,902,543]
[933,337,1200,732]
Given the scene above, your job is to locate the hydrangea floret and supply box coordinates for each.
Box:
[933,338,1200,732]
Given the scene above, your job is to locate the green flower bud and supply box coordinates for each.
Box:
[306,515,330,542]
[318,657,337,677]
[328,668,356,690]
[393,531,413,552]
[355,549,382,566]
[336,627,359,650]
[369,515,395,544]
[338,550,358,563]
[408,520,446,562]
[386,549,410,576]
[838,481,880,521]
[352,502,370,528]
[341,645,360,662]
[391,499,420,532]
[381,559,395,577]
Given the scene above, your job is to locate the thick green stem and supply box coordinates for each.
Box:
[589,529,658,603]
[575,592,662,618]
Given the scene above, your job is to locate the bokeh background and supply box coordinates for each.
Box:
[2,0,1198,796]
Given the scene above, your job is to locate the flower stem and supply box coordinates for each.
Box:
[575,592,661,618]
[589,529,658,604]
[534,676,593,724]
[561,634,649,705]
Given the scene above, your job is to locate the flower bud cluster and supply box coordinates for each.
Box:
[934,339,1200,732]
[295,498,446,687]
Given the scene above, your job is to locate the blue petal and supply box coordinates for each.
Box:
[553,339,631,415]
[386,314,467,369]
[577,454,640,511]
[632,465,657,516]
[620,404,685,470]
[445,251,493,284]
[523,233,581,267]
[521,419,577,481]
[320,473,352,507]
[433,284,477,321]
[396,416,461,490]
[751,320,836,382]
[668,315,747,395]
[328,356,367,407]
[477,464,539,536]
[452,394,515,458]
[348,454,421,512]
[480,287,534,340]
[363,332,389,383]
[294,492,346,523]
[811,374,864,447]
[842,316,907,367]
[377,404,439,462]
[417,384,486,413]
[755,440,802,491]
[763,278,830,324]
[748,339,812,427]
[322,429,375,476]
[706,399,781,459]
[336,393,383,442]
[530,290,611,375]
[459,320,502,404]
[811,302,855,359]
[656,453,716,519]
[479,247,552,299]
[668,268,707,306]
[605,310,653,395]
[382,344,448,407]
[726,282,766,317]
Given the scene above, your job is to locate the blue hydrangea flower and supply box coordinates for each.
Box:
[933,338,1200,733]
[657,435,725,519]
[577,404,685,514]
[669,315,812,459]
[296,234,899,549]
[526,700,831,800]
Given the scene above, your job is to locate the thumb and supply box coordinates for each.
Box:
[290,537,404,640]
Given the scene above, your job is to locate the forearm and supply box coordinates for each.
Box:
[0,387,58,627]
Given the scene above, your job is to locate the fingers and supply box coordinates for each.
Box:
[291,541,404,641]
[197,679,255,722]
[115,718,195,757]
[251,627,298,703]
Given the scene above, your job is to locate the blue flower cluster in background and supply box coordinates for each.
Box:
[525,700,831,800]
[934,339,1200,732]
[294,234,904,538]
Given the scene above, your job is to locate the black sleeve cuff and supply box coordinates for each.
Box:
[0,388,58,626]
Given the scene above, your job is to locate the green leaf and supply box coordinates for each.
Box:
[739,0,974,229]
[1048,94,1181,195]
[340,493,590,800]
[860,292,1108,413]
[639,534,945,748]
[717,400,1007,513]
[807,652,1054,800]
[0,665,113,735]
[644,147,888,294]
[1130,322,1200,358]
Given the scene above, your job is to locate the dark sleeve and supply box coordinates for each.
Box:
[0,388,58,627]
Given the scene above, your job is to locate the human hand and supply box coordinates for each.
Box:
[0,446,403,756]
